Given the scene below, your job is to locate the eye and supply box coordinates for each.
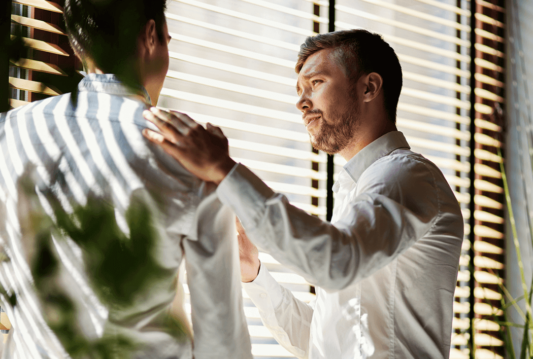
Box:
[312,79,322,86]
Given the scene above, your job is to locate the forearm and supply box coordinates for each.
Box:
[217,163,365,290]
[244,264,313,359]
[217,164,434,291]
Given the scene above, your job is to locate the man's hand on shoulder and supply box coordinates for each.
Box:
[143,107,236,184]
[236,218,261,283]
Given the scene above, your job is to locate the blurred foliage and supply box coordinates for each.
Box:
[495,146,533,359]
[52,196,169,308]
[0,175,186,358]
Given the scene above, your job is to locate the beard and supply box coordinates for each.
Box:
[308,94,360,155]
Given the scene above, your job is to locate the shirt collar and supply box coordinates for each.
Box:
[342,131,410,185]
[78,73,152,105]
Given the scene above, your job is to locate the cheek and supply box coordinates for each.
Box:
[161,45,170,72]
[316,83,344,108]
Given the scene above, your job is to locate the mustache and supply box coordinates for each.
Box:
[305,109,323,116]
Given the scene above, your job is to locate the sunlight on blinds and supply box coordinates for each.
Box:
[317,0,477,357]
[162,0,503,358]
[162,1,321,357]
[4,0,507,357]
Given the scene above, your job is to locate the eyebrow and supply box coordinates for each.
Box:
[301,70,328,80]
[296,70,328,94]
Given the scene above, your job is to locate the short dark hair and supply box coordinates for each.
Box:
[64,0,167,74]
[296,29,402,122]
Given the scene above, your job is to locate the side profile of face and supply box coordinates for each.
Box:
[140,19,171,105]
[296,48,361,155]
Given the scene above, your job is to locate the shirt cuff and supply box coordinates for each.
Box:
[217,163,275,231]
[243,262,284,309]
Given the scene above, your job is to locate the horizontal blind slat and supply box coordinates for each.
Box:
[160,88,301,123]
[356,0,470,31]
[170,33,295,68]
[229,138,325,162]
[335,21,470,62]
[174,0,315,36]
[413,0,470,16]
[11,15,66,35]
[11,35,68,56]
[13,0,63,13]
[335,4,470,46]
[169,52,295,86]
[10,58,67,76]
[236,157,327,181]
[166,13,301,51]
[9,99,29,108]
[9,77,60,96]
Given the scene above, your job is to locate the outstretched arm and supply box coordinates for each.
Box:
[142,108,438,290]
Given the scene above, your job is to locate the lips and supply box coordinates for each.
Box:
[305,116,321,128]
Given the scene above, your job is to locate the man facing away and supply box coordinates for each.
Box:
[0,0,251,358]
[143,30,464,358]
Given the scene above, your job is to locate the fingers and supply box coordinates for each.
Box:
[171,110,199,129]
[207,123,225,139]
[143,110,184,145]
[142,129,165,144]
[151,108,191,136]
[143,129,185,160]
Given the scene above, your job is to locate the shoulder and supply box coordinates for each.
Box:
[354,149,446,222]
[358,149,439,192]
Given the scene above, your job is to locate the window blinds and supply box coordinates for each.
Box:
[162,1,321,357]
[331,1,475,357]
[4,1,507,358]
[468,1,506,358]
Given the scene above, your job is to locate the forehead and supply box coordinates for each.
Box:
[298,48,346,79]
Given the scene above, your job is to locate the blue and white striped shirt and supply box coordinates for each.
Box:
[0,74,251,359]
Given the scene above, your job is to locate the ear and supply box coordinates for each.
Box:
[362,72,384,103]
[141,19,158,56]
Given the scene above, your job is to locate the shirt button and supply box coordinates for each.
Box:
[260,293,267,298]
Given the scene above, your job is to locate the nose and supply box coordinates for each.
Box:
[296,92,312,112]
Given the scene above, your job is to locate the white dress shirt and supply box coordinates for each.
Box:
[217,131,463,359]
[0,74,252,359]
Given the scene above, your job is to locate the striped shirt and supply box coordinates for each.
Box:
[0,74,252,359]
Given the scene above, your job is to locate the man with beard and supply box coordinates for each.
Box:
[143,30,464,358]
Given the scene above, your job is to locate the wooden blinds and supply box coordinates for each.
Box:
[467,0,507,358]
[8,0,79,110]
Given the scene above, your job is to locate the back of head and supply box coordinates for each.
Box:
[296,29,403,122]
[64,0,167,74]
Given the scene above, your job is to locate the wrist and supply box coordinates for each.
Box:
[242,260,261,283]
[212,157,236,184]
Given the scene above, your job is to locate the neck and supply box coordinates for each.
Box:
[339,118,397,161]
[84,59,151,104]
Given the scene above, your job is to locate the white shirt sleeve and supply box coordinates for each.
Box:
[243,263,313,359]
[182,191,253,359]
[217,159,439,292]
